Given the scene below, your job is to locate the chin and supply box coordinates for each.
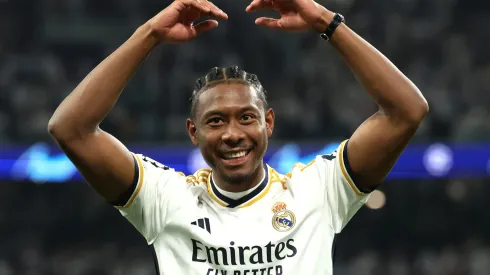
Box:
[219,160,262,184]
[209,148,264,184]
[220,166,254,185]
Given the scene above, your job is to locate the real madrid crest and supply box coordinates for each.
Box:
[271,202,296,232]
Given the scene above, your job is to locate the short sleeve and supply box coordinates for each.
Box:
[115,153,187,244]
[306,140,371,233]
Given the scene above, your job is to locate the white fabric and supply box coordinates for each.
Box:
[116,140,370,275]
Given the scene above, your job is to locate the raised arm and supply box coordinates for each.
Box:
[246,0,428,190]
[48,0,227,204]
[326,13,428,190]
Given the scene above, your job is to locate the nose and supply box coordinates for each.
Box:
[221,122,246,147]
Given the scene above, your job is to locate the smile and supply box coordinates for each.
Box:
[223,150,250,160]
[220,149,252,166]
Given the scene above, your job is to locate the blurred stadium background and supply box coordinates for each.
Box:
[1,0,490,274]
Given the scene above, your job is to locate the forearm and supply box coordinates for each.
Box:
[323,11,428,121]
[48,23,158,139]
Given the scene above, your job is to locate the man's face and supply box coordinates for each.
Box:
[187,82,274,184]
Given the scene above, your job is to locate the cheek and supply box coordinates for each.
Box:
[197,135,214,161]
[198,131,218,149]
[196,130,208,147]
[258,122,268,135]
[251,125,268,144]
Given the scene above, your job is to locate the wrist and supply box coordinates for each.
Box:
[134,22,159,49]
[313,7,335,33]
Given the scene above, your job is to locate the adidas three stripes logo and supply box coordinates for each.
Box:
[191,218,211,234]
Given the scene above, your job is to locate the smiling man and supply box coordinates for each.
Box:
[188,75,272,193]
[48,0,428,274]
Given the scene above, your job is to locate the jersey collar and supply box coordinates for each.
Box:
[208,165,271,208]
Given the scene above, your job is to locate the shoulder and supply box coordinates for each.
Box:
[133,153,210,187]
[266,166,292,191]
[272,152,336,188]
[287,141,347,176]
[185,168,212,186]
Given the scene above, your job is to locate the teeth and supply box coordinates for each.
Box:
[225,150,248,159]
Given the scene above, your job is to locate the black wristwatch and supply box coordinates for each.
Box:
[320,13,345,41]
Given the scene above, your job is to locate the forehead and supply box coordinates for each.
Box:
[196,82,261,116]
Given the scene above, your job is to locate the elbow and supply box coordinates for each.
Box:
[47,117,58,136]
[47,116,65,140]
[385,89,429,126]
[406,95,429,128]
[409,96,429,122]
[47,116,90,142]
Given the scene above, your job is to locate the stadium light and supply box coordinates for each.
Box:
[365,190,386,210]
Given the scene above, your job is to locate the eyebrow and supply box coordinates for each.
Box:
[201,105,260,120]
[201,110,226,120]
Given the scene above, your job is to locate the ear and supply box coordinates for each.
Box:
[265,108,275,137]
[186,119,199,146]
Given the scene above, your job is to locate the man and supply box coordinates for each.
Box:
[48,0,428,274]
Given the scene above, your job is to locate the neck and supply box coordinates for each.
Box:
[212,163,266,193]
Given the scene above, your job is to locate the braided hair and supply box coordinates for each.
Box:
[189,66,268,119]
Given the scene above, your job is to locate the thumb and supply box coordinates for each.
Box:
[192,20,219,35]
[255,17,282,29]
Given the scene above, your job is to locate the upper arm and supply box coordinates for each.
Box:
[116,153,186,244]
[52,129,188,243]
[52,128,136,204]
[347,111,423,190]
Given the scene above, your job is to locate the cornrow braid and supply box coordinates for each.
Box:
[189,66,268,119]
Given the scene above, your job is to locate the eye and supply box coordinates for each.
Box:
[207,117,224,125]
[241,114,256,123]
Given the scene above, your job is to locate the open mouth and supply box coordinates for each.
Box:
[220,149,252,165]
[222,150,251,160]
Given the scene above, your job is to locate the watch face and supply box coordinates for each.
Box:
[336,13,345,23]
[334,14,343,22]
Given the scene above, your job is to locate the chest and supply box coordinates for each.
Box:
[157,185,335,273]
[166,188,327,248]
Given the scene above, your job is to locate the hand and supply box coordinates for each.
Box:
[147,0,228,44]
[246,0,332,33]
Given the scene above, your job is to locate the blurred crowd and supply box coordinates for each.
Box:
[1,0,490,144]
[2,0,490,274]
[0,179,489,275]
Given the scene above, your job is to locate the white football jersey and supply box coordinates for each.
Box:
[116,140,370,275]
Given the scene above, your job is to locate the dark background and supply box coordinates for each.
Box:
[1,0,490,274]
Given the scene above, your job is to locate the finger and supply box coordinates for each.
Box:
[255,17,282,29]
[202,0,228,19]
[246,0,273,12]
[246,0,262,12]
[192,20,219,35]
[183,0,211,14]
